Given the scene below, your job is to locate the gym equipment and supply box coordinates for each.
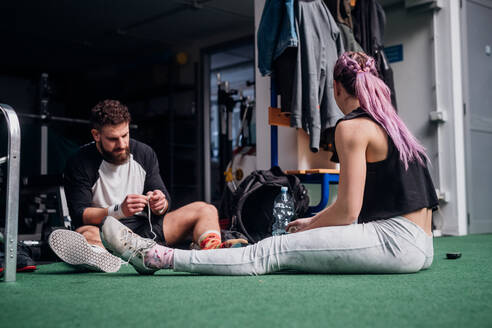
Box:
[217,75,256,190]
[18,73,138,175]
[19,175,72,238]
[217,75,238,189]
[2,75,90,272]
[224,90,256,192]
[1,103,21,282]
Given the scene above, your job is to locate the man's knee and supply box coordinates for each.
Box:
[167,202,218,222]
[181,201,218,219]
[194,202,218,220]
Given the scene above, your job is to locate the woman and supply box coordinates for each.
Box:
[100,52,439,275]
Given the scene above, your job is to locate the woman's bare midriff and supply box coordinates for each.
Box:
[402,208,433,237]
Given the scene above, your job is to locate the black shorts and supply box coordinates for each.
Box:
[120,215,166,245]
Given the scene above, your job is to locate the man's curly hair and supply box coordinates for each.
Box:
[90,99,131,130]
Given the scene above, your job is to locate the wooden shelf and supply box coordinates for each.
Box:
[268,107,291,127]
[285,169,340,175]
[270,107,339,176]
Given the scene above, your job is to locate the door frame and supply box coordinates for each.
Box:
[200,36,254,203]
[462,0,492,233]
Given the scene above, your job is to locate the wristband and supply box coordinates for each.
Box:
[108,203,125,219]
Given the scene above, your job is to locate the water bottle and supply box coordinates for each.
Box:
[272,186,295,236]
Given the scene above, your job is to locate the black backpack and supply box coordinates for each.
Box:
[219,166,310,243]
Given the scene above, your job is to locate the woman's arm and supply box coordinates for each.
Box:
[295,120,368,231]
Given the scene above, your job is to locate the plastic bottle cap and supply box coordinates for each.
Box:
[281,186,288,192]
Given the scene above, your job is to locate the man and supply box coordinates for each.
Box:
[49,99,245,273]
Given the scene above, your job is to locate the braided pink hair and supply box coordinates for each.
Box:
[333,52,427,168]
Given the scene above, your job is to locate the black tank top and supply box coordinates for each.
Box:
[331,108,439,223]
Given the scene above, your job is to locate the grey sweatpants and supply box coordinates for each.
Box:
[174,217,433,275]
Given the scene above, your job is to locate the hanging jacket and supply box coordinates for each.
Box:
[257,0,298,76]
[260,0,344,152]
[352,0,398,109]
[352,0,386,57]
[324,0,353,28]
[338,23,364,52]
[292,0,345,152]
[325,0,362,54]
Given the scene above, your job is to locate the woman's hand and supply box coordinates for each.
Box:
[286,217,314,233]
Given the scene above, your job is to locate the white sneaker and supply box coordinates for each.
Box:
[100,216,158,275]
[48,229,121,273]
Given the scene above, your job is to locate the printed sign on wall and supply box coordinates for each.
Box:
[384,44,403,63]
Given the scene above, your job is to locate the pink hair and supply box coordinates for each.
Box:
[333,52,427,169]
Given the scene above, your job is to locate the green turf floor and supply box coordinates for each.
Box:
[1,234,492,328]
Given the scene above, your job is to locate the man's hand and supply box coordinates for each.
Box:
[146,190,168,216]
[121,194,148,217]
[286,217,314,233]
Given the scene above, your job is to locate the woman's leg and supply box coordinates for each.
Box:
[173,217,433,275]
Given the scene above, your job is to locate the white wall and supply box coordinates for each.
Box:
[374,1,467,235]
[431,0,467,235]
[462,0,492,234]
[384,7,439,180]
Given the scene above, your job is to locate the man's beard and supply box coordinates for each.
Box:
[99,141,130,165]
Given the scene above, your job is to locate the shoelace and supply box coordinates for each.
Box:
[121,228,156,266]
[147,197,157,241]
